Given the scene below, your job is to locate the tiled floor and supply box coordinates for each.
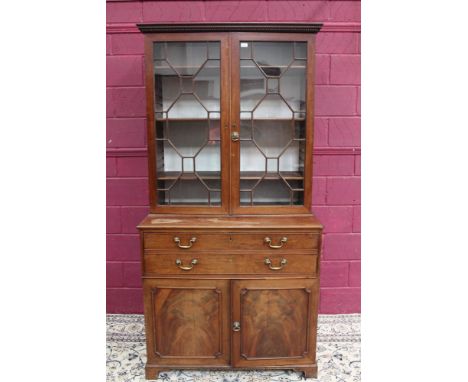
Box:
[107,314,360,382]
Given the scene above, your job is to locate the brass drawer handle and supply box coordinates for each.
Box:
[231,131,240,142]
[264,258,288,270]
[264,236,288,249]
[232,321,241,331]
[175,258,198,271]
[174,236,197,249]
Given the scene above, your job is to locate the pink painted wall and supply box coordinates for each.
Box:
[106,0,361,314]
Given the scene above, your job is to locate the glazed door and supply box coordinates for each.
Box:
[143,279,230,366]
[145,34,230,213]
[231,278,319,367]
[230,33,315,214]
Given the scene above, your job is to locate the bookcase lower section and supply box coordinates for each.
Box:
[142,277,319,380]
[138,214,323,381]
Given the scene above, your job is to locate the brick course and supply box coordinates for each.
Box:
[106,178,149,206]
[320,287,360,313]
[107,234,140,262]
[348,261,361,287]
[142,1,205,22]
[323,233,361,260]
[329,1,361,22]
[329,117,361,147]
[108,87,146,118]
[320,261,349,287]
[326,176,361,205]
[107,118,146,148]
[315,86,358,116]
[330,55,361,85]
[267,1,329,22]
[111,34,144,55]
[106,0,361,314]
[206,1,268,21]
[106,56,144,87]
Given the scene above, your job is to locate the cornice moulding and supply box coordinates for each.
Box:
[106,22,360,34]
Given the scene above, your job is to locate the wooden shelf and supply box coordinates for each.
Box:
[240,118,305,121]
[156,118,220,122]
[157,171,303,181]
[240,171,304,180]
[158,171,221,181]
[155,117,305,122]
[154,64,304,70]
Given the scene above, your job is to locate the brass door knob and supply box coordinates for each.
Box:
[231,131,240,142]
[232,321,241,331]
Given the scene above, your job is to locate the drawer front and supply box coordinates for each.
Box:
[144,253,317,275]
[144,233,229,251]
[230,233,320,251]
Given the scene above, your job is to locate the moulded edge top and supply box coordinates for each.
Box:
[137,23,323,34]
[137,214,323,231]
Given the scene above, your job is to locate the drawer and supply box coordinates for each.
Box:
[144,233,229,251]
[144,253,317,275]
[229,233,320,252]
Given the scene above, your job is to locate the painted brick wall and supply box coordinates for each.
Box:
[106,0,361,313]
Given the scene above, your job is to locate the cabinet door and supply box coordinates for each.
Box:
[230,34,315,214]
[145,33,230,213]
[143,279,230,366]
[231,278,318,367]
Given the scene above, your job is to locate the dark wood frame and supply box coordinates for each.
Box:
[144,33,230,214]
[229,32,316,215]
[140,23,322,215]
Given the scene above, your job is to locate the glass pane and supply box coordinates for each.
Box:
[239,41,307,206]
[166,120,208,156]
[253,120,293,157]
[167,94,208,119]
[252,41,293,76]
[169,178,209,205]
[154,61,179,112]
[253,94,293,120]
[281,60,306,112]
[240,141,265,172]
[154,41,221,206]
[164,42,208,76]
[253,179,291,205]
[194,60,220,112]
[294,42,307,60]
[240,60,266,111]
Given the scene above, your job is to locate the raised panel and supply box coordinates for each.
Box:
[143,279,230,366]
[231,278,318,367]
[241,288,309,358]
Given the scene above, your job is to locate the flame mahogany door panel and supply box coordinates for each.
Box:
[143,279,230,366]
[231,278,319,368]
